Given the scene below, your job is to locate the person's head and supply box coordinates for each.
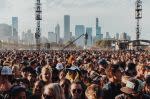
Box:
[60,78,71,98]
[125,63,136,77]
[85,84,103,99]
[40,66,52,83]
[59,70,66,80]
[42,83,65,99]
[106,64,122,83]
[21,67,33,79]
[46,58,53,66]
[98,59,108,69]
[136,64,145,77]
[32,80,45,96]
[144,66,150,78]
[0,66,13,91]
[70,81,83,99]
[144,75,150,94]
[27,70,37,86]
[11,86,26,99]
[87,63,94,73]
[12,65,20,78]
[30,60,37,69]
[1,66,13,82]
[120,78,142,98]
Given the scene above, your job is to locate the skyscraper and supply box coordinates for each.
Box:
[75,25,85,47]
[95,18,102,40]
[48,32,56,43]
[55,24,60,44]
[12,17,18,41]
[120,32,127,40]
[64,15,70,43]
[105,32,111,40]
[86,27,93,46]
[115,33,119,40]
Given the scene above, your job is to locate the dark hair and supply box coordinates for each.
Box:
[145,75,150,86]
[106,64,121,78]
[11,86,26,97]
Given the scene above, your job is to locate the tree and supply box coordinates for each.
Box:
[95,40,112,48]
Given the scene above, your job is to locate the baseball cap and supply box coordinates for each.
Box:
[1,66,12,75]
[56,63,64,71]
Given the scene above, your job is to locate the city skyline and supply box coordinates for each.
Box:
[0,0,150,40]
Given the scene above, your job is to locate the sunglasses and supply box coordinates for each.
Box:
[72,89,82,94]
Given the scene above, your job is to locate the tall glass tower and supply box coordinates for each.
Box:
[64,15,70,42]
[86,27,92,46]
[95,18,102,41]
[75,25,85,47]
[12,17,18,41]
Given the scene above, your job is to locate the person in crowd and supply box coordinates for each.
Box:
[135,64,145,81]
[143,75,150,95]
[0,66,13,99]
[98,59,108,75]
[70,81,85,99]
[59,70,67,81]
[85,84,103,99]
[0,49,149,99]
[12,64,21,78]
[103,64,122,99]
[144,66,150,79]
[39,66,52,84]
[42,83,65,99]
[60,78,71,99]
[10,86,27,99]
[125,62,137,77]
[27,70,37,89]
[31,80,45,99]
[115,78,150,99]
[21,67,33,79]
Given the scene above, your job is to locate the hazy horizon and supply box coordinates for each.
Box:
[0,0,150,40]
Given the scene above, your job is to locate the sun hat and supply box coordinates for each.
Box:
[120,78,141,94]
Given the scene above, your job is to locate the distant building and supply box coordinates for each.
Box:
[22,29,34,45]
[48,32,56,43]
[105,32,111,40]
[64,15,71,43]
[115,33,119,40]
[127,35,131,40]
[12,17,18,41]
[95,18,102,42]
[120,32,129,40]
[86,27,93,46]
[55,24,60,44]
[75,25,85,47]
[0,24,12,41]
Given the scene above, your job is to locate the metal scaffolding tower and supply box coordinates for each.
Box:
[135,0,142,45]
[35,0,42,50]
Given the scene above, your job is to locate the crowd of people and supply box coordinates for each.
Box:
[0,50,150,99]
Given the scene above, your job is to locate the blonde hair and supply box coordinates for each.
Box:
[136,64,144,71]
[43,83,65,99]
[41,66,52,74]
[39,66,52,82]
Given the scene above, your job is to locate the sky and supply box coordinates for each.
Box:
[0,0,150,40]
